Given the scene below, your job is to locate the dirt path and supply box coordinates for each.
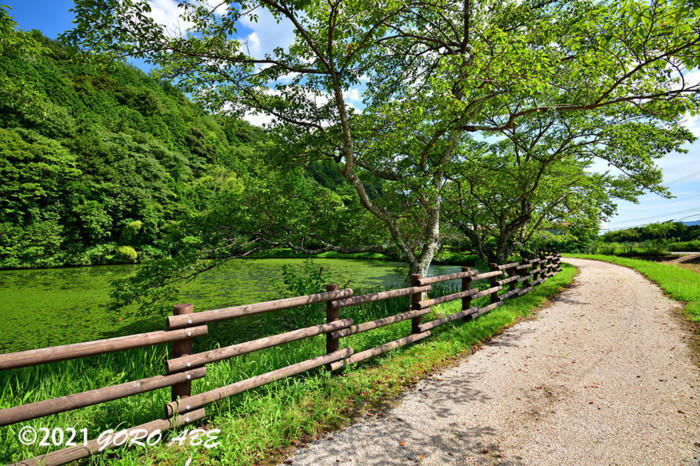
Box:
[285,258,700,465]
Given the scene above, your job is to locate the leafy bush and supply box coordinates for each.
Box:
[116,245,138,262]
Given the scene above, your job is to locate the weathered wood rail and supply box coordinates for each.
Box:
[1,252,561,465]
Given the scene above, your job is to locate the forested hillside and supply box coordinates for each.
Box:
[0,28,265,268]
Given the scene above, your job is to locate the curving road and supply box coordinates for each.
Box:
[284,258,700,465]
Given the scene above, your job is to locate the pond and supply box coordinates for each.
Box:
[0,258,461,353]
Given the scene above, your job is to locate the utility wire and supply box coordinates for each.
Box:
[665,168,700,185]
[608,207,700,226]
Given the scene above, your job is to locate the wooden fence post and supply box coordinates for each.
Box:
[507,264,517,293]
[541,253,547,280]
[325,284,340,358]
[171,303,194,403]
[461,267,472,318]
[410,274,423,333]
[488,263,500,304]
[524,258,533,288]
[542,253,549,278]
[547,252,554,276]
[551,252,557,275]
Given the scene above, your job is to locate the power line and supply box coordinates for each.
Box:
[665,168,700,185]
[609,207,700,226]
[601,210,700,231]
[679,213,700,221]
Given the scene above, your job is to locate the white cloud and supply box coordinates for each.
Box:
[604,139,700,229]
[679,69,700,136]
[681,113,700,137]
[244,31,262,56]
[146,0,225,36]
[240,8,295,59]
[146,0,192,36]
[243,111,276,127]
[343,88,362,102]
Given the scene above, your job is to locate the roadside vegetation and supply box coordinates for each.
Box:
[0,263,576,464]
[566,254,700,326]
[592,222,700,257]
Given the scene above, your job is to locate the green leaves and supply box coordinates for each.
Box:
[0,23,273,269]
[60,0,700,274]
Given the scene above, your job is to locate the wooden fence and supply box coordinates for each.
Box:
[0,252,562,465]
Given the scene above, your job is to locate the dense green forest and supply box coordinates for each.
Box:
[0,14,393,273]
[0,29,270,268]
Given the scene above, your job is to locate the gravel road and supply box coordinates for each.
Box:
[284,258,700,465]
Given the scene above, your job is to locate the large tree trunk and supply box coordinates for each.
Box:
[407,207,441,277]
[408,243,438,276]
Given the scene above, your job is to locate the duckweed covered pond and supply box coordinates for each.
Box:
[0,258,460,353]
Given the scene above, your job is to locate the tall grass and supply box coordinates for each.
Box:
[0,264,577,465]
[592,241,672,257]
[566,254,700,325]
[591,239,700,256]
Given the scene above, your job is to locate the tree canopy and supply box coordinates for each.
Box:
[66,0,700,275]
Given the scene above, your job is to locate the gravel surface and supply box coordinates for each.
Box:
[284,258,700,465]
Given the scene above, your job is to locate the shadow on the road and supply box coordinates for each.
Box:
[550,295,588,305]
[290,370,526,465]
[286,298,550,465]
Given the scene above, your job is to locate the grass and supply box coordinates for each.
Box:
[566,254,700,326]
[0,264,576,465]
[592,241,673,258]
[591,239,700,256]
[679,263,700,275]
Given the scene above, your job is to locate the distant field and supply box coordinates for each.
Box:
[593,240,700,257]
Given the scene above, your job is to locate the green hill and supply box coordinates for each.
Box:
[0,24,264,268]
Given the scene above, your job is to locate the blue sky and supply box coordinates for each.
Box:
[5,0,700,231]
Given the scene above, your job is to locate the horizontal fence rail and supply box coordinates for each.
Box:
[329,332,431,371]
[167,288,354,329]
[165,348,354,417]
[1,252,561,466]
[415,270,477,286]
[0,367,207,426]
[331,309,429,339]
[331,285,431,309]
[166,319,353,373]
[0,326,208,370]
[10,409,207,466]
